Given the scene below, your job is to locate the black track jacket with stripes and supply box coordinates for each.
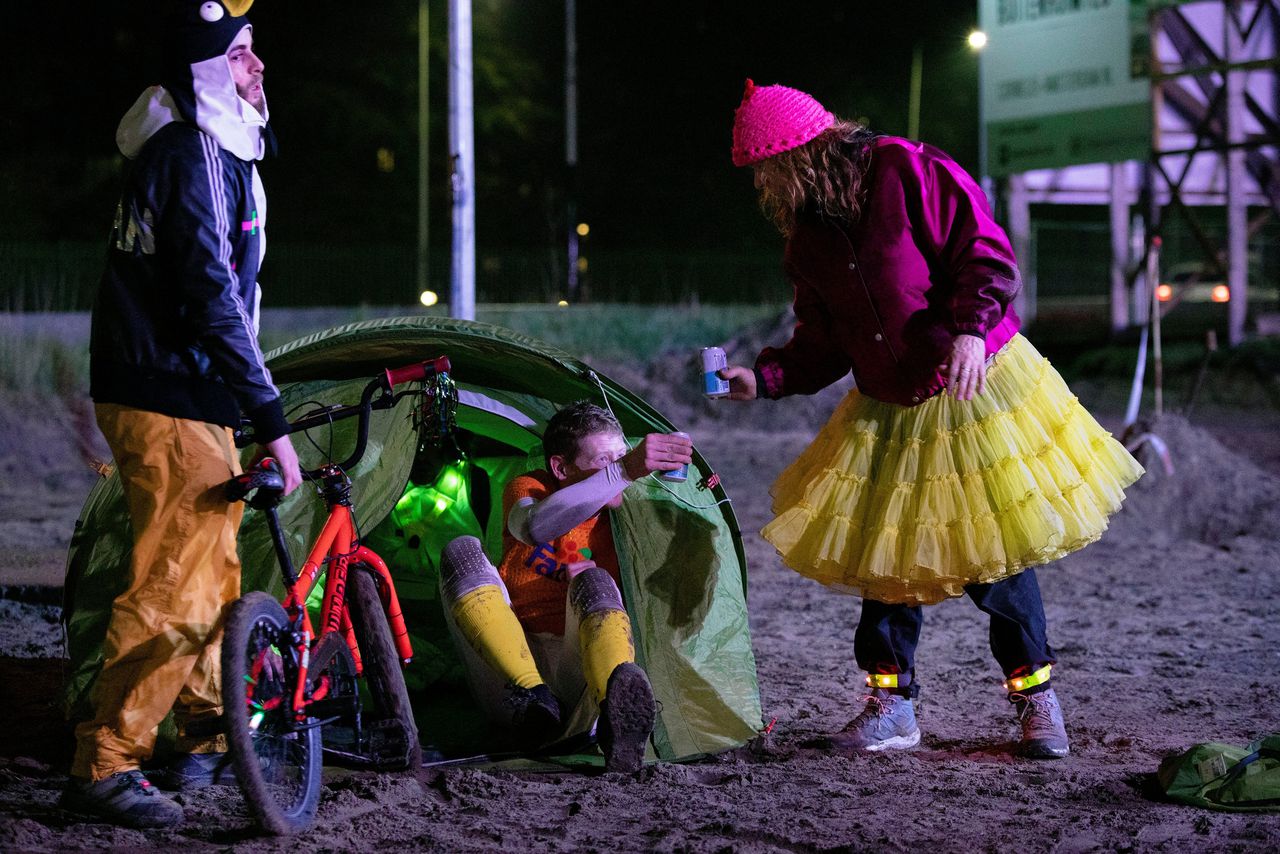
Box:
[89,120,288,443]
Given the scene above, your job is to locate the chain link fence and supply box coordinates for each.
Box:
[1,242,787,310]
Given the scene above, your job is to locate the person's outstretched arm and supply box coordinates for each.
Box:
[743,268,852,401]
[507,433,692,544]
[508,462,629,545]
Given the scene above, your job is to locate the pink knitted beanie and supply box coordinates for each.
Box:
[731,79,834,167]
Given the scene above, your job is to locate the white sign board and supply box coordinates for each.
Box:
[979,0,1151,176]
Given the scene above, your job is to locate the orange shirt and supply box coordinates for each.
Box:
[497,470,621,635]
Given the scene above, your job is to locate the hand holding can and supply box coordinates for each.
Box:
[702,347,730,398]
[659,432,691,482]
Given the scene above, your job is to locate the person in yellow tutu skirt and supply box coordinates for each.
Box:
[718,80,1144,759]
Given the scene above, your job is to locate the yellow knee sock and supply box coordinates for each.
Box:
[578,609,634,703]
[451,585,542,689]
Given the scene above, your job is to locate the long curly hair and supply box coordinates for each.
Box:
[754,119,877,236]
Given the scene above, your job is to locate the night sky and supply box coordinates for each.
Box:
[3,1,983,297]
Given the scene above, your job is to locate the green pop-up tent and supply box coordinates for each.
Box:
[64,316,762,762]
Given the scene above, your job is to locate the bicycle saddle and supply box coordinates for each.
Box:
[225,461,286,509]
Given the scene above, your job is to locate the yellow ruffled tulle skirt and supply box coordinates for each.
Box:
[762,334,1144,606]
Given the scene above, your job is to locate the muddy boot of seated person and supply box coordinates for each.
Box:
[441,535,561,749]
[598,663,656,773]
[504,683,563,750]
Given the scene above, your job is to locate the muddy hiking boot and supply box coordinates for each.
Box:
[507,683,563,750]
[60,769,184,829]
[1010,687,1070,759]
[598,662,656,773]
[828,688,921,752]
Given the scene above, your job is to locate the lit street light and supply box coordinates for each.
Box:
[971,28,992,205]
[908,43,923,140]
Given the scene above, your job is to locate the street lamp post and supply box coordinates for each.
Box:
[908,42,923,141]
[970,27,1030,323]
[417,0,430,307]
[565,0,579,303]
[970,28,992,206]
[448,0,475,321]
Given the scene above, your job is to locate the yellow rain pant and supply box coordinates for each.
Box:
[72,404,243,781]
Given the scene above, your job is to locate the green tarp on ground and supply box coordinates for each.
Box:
[64,315,762,762]
[1158,735,1280,812]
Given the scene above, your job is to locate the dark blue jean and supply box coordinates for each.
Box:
[854,568,1056,681]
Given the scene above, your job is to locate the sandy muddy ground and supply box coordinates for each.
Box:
[1,339,1279,852]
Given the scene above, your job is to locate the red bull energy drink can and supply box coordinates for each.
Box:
[702,347,730,398]
[660,432,690,483]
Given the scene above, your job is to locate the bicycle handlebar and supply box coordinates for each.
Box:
[231,358,451,486]
[385,356,450,390]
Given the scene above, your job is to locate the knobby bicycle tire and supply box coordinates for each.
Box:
[348,566,424,772]
[221,591,323,835]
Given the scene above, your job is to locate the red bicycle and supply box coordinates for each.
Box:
[220,357,454,834]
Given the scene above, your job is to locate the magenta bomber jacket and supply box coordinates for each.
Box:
[755,136,1022,407]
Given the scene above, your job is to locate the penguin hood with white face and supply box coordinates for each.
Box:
[116,0,269,162]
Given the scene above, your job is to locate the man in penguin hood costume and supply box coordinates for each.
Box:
[116,0,273,184]
[69,0,303,829]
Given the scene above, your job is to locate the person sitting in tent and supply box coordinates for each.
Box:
[437,401,692,772]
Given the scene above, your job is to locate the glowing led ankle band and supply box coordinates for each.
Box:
[1005,664,1052,693]
[866,673,902,689]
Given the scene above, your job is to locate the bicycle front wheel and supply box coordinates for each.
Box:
[222,591,323,835]
[348,567,423,771]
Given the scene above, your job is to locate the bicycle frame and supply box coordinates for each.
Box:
[231,356,453,727]
[221,357,450,833]
[257,468,412,725]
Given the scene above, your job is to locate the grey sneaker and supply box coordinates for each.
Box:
[1011,687,1070,759]
[60,769,184,828]
[828,688,921,752]
[598,662,656,773]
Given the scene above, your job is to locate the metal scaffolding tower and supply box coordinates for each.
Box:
[1144,0,1280,345]
[995,1,1278,343]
